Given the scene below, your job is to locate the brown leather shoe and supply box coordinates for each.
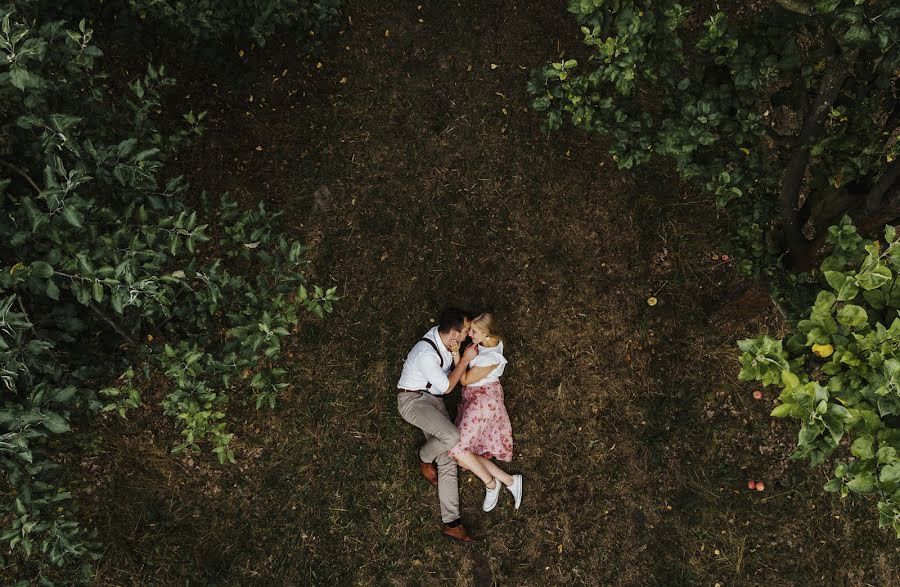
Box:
[442,523,478,543]
[418,453,438,487]
[419,461,437,487]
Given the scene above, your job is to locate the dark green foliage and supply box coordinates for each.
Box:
[528,1,899,283]
[125,0,341,46]
[0,2,338,582]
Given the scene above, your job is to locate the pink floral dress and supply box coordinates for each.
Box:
[449,342,513,462]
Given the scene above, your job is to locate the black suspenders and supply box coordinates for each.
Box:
[419,337,446,390]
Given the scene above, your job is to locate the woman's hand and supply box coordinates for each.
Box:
[462,344,479,363]
[448,338,461,354]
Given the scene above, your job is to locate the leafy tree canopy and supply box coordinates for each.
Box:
[529,0,899,286]
[0,1,339,582]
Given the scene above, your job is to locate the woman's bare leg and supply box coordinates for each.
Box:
[477,456,513,486]
[452,451,497,488]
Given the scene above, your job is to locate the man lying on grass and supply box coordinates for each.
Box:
[396,307,478,542]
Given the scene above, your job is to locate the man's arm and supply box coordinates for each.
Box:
[419,353,452,394]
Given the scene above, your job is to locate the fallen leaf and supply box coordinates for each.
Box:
[490,63,498,69]
[244,241,261,249]
[384,29,391,37]
[380,251,389,261]
[647,296,658,307]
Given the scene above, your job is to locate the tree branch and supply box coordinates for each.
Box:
[865,157,900,213]
[774,0,815,16]
[0,160,42,195]
[780,40,852,267]
[88,304,137,346]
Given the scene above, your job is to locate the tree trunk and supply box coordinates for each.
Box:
[780,41,851,269]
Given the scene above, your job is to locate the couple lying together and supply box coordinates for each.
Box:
[396,308,523,543]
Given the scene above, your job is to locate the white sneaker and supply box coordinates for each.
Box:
[507,474,523,510]
[482,479,501,512]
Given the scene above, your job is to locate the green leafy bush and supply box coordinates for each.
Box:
[739,217,900,537]
[119,0,340,46]
[0,5,336,582]
[529,1,900,280]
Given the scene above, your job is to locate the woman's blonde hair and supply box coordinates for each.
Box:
[471,313,503,342]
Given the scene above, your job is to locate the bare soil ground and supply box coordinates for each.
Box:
[78,1,899,585]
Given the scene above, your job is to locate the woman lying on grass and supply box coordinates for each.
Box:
[448,313,523,512]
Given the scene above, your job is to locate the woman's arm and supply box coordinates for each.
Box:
[442,346,478,394]
[461,363,499,385]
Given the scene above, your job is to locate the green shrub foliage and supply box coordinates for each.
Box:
[0,5,336,582]
[124,0,341,46]
[739,218,900,537]
[528,1,899,277]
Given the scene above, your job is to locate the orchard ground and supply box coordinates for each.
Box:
[74,1,899,585]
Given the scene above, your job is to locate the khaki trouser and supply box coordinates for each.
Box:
[397,391,460,524]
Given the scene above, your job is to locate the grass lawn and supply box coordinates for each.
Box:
[71,1,900,585]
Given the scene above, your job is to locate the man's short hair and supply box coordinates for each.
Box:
[437,307,469,333]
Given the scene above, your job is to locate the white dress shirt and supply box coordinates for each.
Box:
[466,341,507,387]
[397,326,454,395]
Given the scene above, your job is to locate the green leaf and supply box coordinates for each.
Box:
[815,0,840,14]
[45,279,59,300]
[837,279,859,301]
[111,290,125,314]
[844,24,871,45]
[41,412,69,434]
[857,266,892,290]
[850,436,874,460]
[836,305,867,328]
[847,474,876,495]
[30,261,54,279]
[771,403,794,418]
[877,447,898,465]
[9,67,31,91]
[824,271,846,291]
[823,478,843,492]
[880,463,900,485]
[62,206,84,229]
[92,281,104,303]
[781,370,800,388]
